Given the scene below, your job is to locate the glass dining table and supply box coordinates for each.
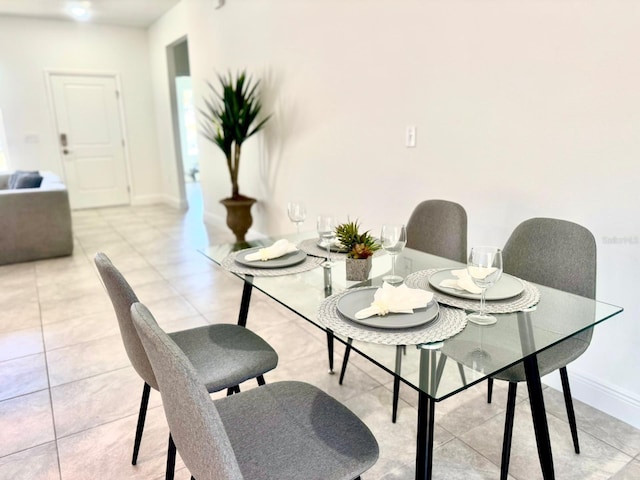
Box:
[201,233,623,480]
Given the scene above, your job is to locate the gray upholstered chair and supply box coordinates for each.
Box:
[406,199,468,263]
[131,301,379,480]
[489,218,596,480]
[339,199,468,422]
[94,253,278,479]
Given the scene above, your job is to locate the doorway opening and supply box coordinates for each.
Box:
[167,37,201,212]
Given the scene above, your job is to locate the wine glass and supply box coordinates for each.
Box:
[380,224,407,284]
[317,215,336,267]
[467,246,503,325]
[464,323,494,373]
[287,201,307,235]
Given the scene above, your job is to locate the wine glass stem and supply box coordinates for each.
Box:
[296,223,300,235]
[391,254,396,277]
[480,288,487,316]
[326,242,330,261]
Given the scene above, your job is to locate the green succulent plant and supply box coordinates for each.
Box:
[335,220,380,259]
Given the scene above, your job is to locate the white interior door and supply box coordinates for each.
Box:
[50,74,129,209]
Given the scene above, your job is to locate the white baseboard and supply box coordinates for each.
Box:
[131,194,187,210]
[130,194,165,206]
[542,371,640,429]
[163,194,187,210]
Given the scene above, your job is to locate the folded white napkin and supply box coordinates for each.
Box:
[438,269,483,294]
[245,239,298,262]
[355,283,434,319]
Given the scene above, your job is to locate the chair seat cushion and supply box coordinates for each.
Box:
[214,381,379,480]
[169,324,278,393]
[492,333,590,383]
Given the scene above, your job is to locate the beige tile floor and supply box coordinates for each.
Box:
[1,196,639,480]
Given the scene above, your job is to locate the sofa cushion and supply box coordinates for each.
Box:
[13,173,43,189]
[9,170,39,189]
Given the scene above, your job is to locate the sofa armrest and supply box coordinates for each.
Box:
[0,188,74,265]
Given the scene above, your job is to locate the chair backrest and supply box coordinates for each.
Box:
[502,218,596,299]
[94,252,158,390]
[406,199,468,263]
[131,302,243,480]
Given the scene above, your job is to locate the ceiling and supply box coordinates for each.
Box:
[0,0,183,28]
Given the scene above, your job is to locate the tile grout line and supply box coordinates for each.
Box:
[34,262,63,480]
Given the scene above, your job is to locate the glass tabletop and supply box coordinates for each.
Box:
[200,233,623,402]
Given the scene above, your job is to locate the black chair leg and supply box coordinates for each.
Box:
[226,385,241,396]
[560,366,580,454]
[488,377,494,403]
[339,339,353,385]
[456,361,467,385]
[257,374,266,386]
[166,434,176,480]
[132,382,151,465]
[500,382,518,480]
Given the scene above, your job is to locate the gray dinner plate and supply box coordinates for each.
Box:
[337,287,439,329]
[235,248,307,269]
[429,269,523,300]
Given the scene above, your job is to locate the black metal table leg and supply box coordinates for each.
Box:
[392,345,403,423]
[524,354,555,479]
[326,329,335,374]
[415,390,435,480]
[415,347,440,480]
[237,275,254,327]
[322,266,334,373]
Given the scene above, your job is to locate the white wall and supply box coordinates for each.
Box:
[147,3,190,208]
[0,16,161,204]
[149,0,640,427]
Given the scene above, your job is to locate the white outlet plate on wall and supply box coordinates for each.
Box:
[405,125,416,147]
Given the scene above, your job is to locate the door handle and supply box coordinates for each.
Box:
[60,133,68,147]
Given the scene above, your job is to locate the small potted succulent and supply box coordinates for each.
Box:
[335,220,380,281]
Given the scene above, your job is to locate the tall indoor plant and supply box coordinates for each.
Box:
[200,70,270,242]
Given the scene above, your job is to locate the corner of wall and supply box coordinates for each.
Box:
[130,193,185,210]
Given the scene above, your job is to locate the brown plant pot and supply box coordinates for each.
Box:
[220,196,257,243]
[345,256,373,282]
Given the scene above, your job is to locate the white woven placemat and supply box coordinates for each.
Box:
[297,238,386,261]
[221,251,324,276]
[317,286,468,345]
[404,269,540,313]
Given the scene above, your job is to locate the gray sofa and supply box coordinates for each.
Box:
[0,171,73,265]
